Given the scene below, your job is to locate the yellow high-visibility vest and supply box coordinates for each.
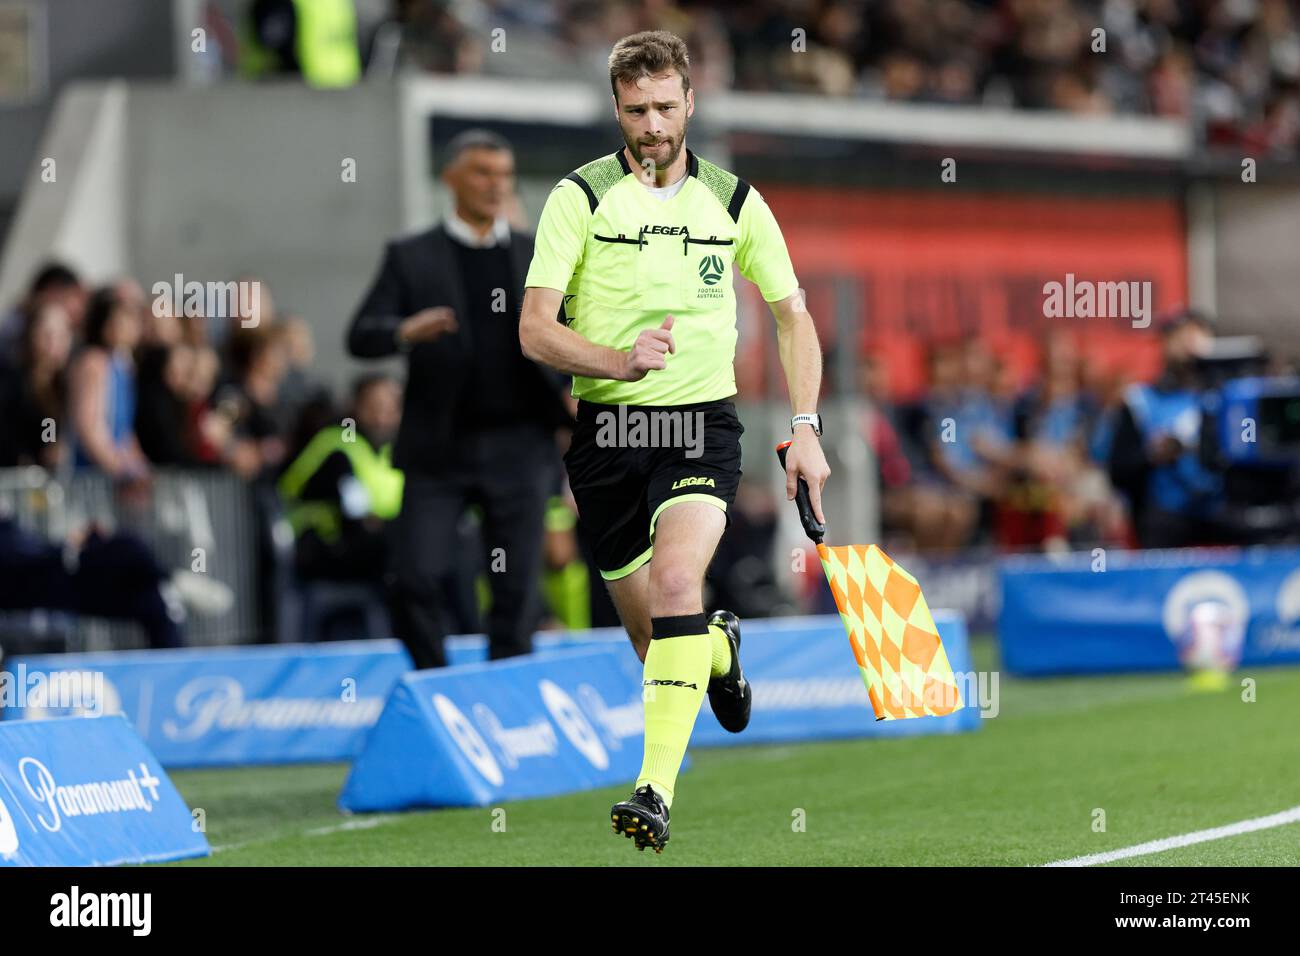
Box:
[278,426,403,543]
[241,0,361,89]
[293,0,361,88]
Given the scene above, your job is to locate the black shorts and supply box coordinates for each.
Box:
[563,398,744,581]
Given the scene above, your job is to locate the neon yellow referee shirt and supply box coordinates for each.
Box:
[525,148,800,406]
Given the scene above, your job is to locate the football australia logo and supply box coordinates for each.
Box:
[698,254,725,286]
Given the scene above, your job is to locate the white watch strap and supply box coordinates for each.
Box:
[791,413,821,435]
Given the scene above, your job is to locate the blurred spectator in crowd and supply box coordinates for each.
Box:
[278,372,403,581]
[142,290,184,351]
[861,351,915,510]
[348,128,570,668]
[66,286,150,481]
[1085,361,1132,469]
[155,303,230,466]
[217,279,277,382]
[0,517,182,648]
[0,514,234,649]
[272,315,327,416]
[861,352,976,554]
[240,0,362,87]
[0,262,86,365]
[1031,335,1129,548]
[214,328,290,479]
[300,0,1300,154]
[181,345,230,465]
[1108,311,1225,548]
[0,303,73,470]
[777,0,866,95]
[1002,334,1093,550]
[135,295,202,467]
[924,342,1016,540]
[387,0,482,73]
[136,342,207,466]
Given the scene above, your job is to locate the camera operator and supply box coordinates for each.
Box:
[1108,311,1225,548]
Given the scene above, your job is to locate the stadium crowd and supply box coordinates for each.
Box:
[225,0,1300,153]
[863,332,1144,557]
[0,265,329,482]
[2,252,1298,652]
[0,262,1276,558]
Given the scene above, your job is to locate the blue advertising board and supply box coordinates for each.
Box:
[0,715,209,866]
[343,613,982,811]
[3,640,411,767]
[340,645,646,810]
[1000,547,1300,675]
[446,613,983,745]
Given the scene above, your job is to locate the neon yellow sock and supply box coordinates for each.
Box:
[636,614,712,809]
[708,623,732,679]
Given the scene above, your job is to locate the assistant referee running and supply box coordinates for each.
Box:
[519,30,831,854]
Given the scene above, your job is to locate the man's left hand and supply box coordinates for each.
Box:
[783,427,831,525]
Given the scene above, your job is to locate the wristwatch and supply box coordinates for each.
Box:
[791,413,823,436]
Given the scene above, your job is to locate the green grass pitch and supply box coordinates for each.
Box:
[160,639,1300,866]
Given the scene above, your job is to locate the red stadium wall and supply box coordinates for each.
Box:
[758,186,1189,401]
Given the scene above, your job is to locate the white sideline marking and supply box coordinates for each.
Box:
[211,815,397,853]
[304,816,396,838]
[1043,805,1300,867]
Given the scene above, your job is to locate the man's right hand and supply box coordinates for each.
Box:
[622,314,675,381]
[397,307,458,345]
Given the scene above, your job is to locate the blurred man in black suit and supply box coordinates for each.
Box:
[348,129,570,668]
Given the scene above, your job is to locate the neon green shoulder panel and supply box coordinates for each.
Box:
[568,154,628,210]
[693,156,745,216]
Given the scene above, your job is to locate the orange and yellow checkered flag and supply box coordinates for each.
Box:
[817,543,963,720]
[777,440,963,721]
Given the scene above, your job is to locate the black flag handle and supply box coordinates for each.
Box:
[776,440,825,545]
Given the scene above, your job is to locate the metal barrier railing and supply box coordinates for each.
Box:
[0,467,262,650]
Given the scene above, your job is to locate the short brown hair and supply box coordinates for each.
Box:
[608,31,691,102]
